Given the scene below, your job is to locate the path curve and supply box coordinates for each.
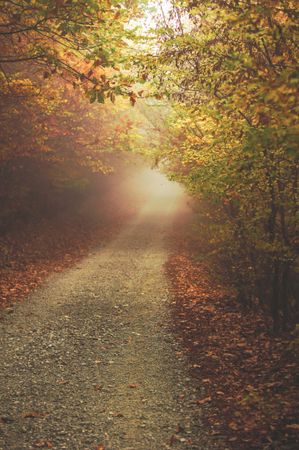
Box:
[0,173,221,450]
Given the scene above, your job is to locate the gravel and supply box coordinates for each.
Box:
[0,195,226,450]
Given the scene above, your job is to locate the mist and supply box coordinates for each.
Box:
[78,161,190,229]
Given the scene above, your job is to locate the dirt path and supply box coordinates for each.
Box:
[0,176,223,450]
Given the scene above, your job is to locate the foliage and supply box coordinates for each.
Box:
[0,0,160,173]
[167,243,298,450]
[0,0,139,96]
[0,71,137,172]
[140,0,299,331]
[0,0,147,234]
[1,0,298,333]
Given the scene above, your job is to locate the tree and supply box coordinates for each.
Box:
[0,0,146,232]
[140,0,299,331]
[0,0,140,96]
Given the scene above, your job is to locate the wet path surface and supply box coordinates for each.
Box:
[0,175,221,450]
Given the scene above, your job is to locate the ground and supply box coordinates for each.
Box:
[0,175,225,450]
[1,170,297,450]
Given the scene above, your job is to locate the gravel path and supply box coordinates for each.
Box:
[0,184,223,450]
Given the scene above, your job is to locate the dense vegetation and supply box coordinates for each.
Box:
[139,0,298,332]
[0,0,141,230]
[0,0,299,329]
[0,1,298,325]
[0,2,298,448]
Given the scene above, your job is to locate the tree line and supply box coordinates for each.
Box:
[139,0,298,332]
[0,0,141,230]
[1,0,298,331]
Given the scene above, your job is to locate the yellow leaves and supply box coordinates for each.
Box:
[186,135,201,145]
[2,78,35,96]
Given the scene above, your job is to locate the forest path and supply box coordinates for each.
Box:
[0,173,221,450]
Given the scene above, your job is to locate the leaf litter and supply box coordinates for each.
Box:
[166,245,298,450]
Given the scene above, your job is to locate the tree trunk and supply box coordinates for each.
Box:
[271,260,280,333]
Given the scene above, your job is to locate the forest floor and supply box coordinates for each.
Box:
[166,227,299,450]
[0,207,134,311]
[0,184,298,450]
[0,189,225,450]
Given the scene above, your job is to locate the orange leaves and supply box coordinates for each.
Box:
[33,440,53,448]
[0,200,133,310]
[228,421,238,431]
[195,396,212,405]
[22,412,48,419]
[166,243,298,450]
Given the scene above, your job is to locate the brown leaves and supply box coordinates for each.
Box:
[128,383,139,389]
[228,421,238,431]
[95,445,105,450]
[33,440,53,448]
[0,204,134,310]
[129,92,137,106]
[195,396,211,405]
[166,246,299,450]
[22,412,48,419]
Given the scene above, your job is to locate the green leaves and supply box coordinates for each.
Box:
[0,0,140,97]
[97,92,105,104]
[89,90,97,103]
[89,90,105,104]
[141,0,298,331]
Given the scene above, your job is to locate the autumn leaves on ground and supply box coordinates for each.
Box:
[167,225,298,450]
[0,163,138,310]
[1,1,298,450]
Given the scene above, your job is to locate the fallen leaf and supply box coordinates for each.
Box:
[22,412,47,419]
[196,396,212,405]
[33,440,53,448]
[228,421,239,430]
[286,424,299,431]
[95,445,105,450]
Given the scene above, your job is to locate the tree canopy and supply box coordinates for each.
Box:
[0,0,298,331]
[138,0,298,331]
